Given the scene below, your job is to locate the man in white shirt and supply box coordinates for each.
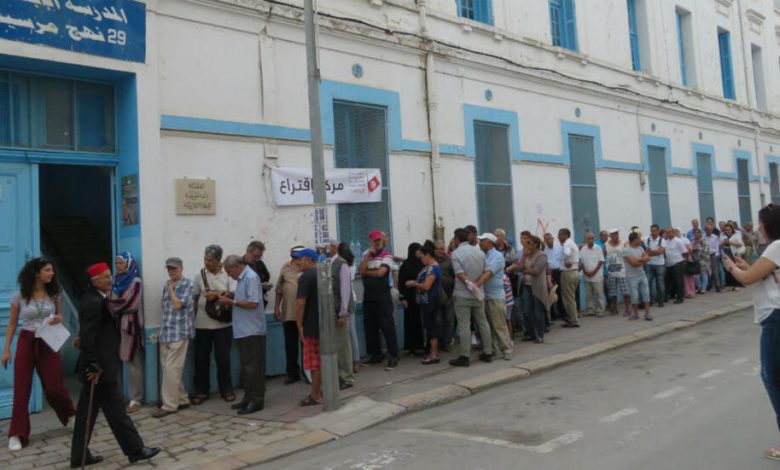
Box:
[580,232,605,317]
[558,228,580,327]
[645,224,667,308]
[606,229,631,316]
[664,227,686,304]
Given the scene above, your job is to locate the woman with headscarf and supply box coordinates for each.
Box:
[398,242,425,355]
[109,252,145,413]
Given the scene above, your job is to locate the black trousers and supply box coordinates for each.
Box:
[283,321,301,379]
[363,299,399,358]
[403,301,424,352]
[193,326,233,397]
[237,335,266,404]
[70,380,144,465]
[666,262,685,301]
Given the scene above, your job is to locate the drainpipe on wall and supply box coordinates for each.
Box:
[419,1,445,241]
[736,0,766,206]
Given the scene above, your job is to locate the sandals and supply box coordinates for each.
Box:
[765,448,780,461]
[299,394,322,407]
[223,393,236,403]
[421,356,440,365]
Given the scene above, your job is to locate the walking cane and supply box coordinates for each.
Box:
[81,377,97,470]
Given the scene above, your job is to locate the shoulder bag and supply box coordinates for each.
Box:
[201,269,232,323]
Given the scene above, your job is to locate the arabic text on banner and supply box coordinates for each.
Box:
[271,167,383,206]
[0,0,146,63]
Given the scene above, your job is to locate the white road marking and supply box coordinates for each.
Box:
[323,450,414,470]
[653,386,685,400]
[697,369,723,379]
[731,357,749,365]
[400,429,583,454]
[600,408,639,423]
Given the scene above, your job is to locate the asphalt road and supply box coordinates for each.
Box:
[260,310,780,470]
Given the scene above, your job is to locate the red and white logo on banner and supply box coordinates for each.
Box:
[368,176,381,193]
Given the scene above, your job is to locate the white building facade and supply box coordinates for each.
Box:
[2,0,780,408]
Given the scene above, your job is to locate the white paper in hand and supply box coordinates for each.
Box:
[35,319,70,352]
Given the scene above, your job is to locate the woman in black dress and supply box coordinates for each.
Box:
[398,243,425,355]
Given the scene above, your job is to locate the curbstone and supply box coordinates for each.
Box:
[230,429,336,466]
[515,352,581,374]
[391,384,471,412]
[193,456,247,470]
[456,368,531,393]
[661,320,699,332]
[298,395,406,437]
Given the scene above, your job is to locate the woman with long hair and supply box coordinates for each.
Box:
[337,242,361,373]
[398,242,425,355]
[109,252,145,413]
[723,204,780,461]
[2,258,76,450]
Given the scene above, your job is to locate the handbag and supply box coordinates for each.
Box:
[684,258,700,276]
[201,269,232,323]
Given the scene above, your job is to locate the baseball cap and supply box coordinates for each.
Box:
[608,228,619,234]
[291,248,317,259]
[368,230,385,241]
[477,233,497,243]
[165,257,183,268]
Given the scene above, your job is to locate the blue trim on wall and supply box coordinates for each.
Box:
[765,155,780,184]
[157,113,748,180]
[641,135,670,173]
[463,104,521,159]
[0,149,119,166]
[691,143,715,177]
[320,80,404,151]
[160,115,311,142]
[562,121,649,171]
[732,149,760,182]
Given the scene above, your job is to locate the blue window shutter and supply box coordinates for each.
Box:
[563,0,578,51]
[676,11,687,85]
[549,1,563,47]
[458,0,493,25]
[718,30,735,99]
[627,0,640,71]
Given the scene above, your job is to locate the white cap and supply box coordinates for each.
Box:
[608,228,619,234]
[477,233,497,243]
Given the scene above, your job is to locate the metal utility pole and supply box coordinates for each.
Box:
[304,0,339,411]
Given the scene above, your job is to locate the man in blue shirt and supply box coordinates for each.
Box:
[154,257,194,418]
[218,255,266,415]
[478,233,513,361]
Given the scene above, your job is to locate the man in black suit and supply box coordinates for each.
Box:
[70,263,159,467]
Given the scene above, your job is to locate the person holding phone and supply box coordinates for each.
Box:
[723,204,780,461]
[2,258,75,451]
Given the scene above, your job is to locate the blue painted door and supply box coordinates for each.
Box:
[696,153,716,222]
[568,134,600,243]
[474,121,515,235]
[647,146,671,228]
[333,100,392,248]
[0,163,42,419]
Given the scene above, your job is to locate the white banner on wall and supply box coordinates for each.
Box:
[271,167,383,206]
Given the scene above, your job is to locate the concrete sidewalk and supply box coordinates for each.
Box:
[0,289,754,469]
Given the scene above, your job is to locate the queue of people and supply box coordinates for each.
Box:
[2,218,761,463]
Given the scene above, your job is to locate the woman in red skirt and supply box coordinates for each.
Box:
[1,258,76,450]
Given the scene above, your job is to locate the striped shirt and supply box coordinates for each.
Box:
[159,277,195,343]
